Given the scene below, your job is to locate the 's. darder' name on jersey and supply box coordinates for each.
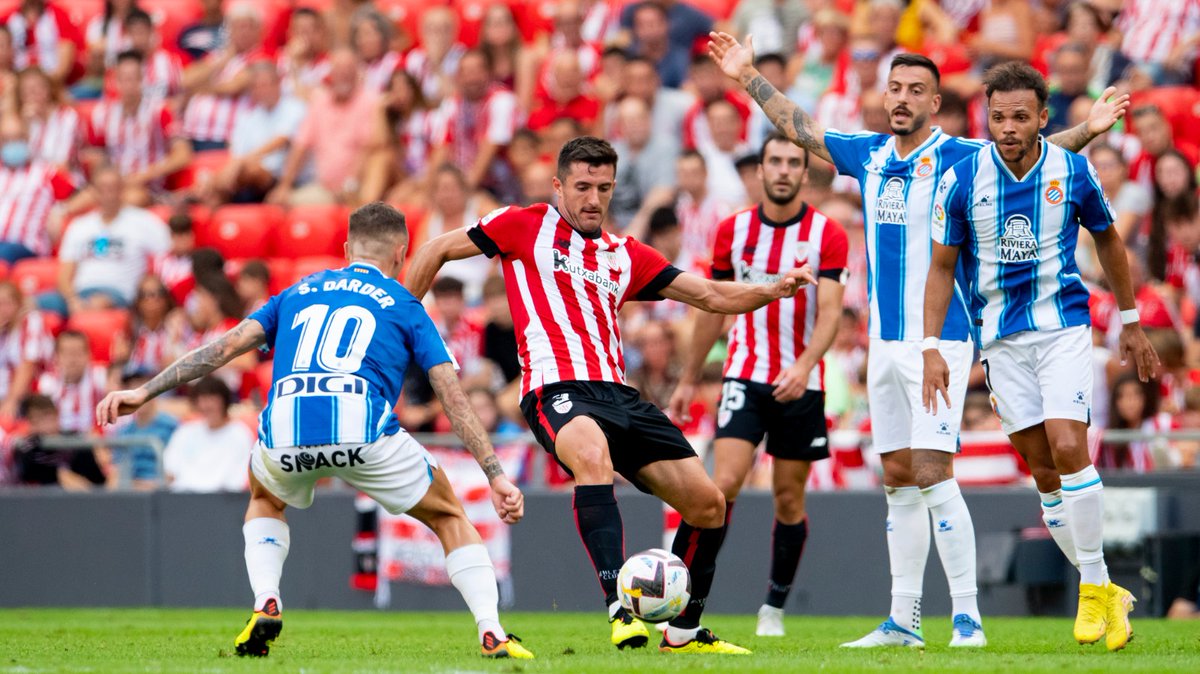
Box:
[297,277,397,309]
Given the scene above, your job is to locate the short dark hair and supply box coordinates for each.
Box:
[647,206,679,240]
[512,127,539,145]
[890,52,940,88]
[115,49,144,66]
[734,152,760,171]
[678,149,705,167]
[754,53,787,70]
[124,8,152,30]
[430,276,465,297]
[239,259,270,284]
[292,7,320,21]
[190,376,232,408]
[21,394,56,418]
[556,136,618,179]
[348,201,407,244]
[191,248,225,276]
[55,329,89,352]
[602,46,629,60]
[938,88,967,117]
[168,213,194,234]
[983,61,1048,108]
[1131,103,1164,121]
[759,131,808,168]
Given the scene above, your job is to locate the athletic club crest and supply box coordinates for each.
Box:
[1044,180,1064,205]
[552,393,573,414]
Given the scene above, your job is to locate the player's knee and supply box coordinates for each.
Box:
[912,453,953,489]
[562,444,613,482]
[1028,464,1062,493]
[880,451,915,487]
[712,469,745,502]
[682,486,726,529]
[773,487,806,523]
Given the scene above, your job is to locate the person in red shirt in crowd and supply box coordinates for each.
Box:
[112,275,182,376]
[0,113,73,263]
[180,2,265,152]
[2,0,81,85]
[121,9,183,104]
[477,3,523,91]
[77,50,192,208]
[816,35,883,133]
[430,275,485,382]
[360,68,432,205]
[1117,0,1200,86]
[35,330,109,435]
[1147,150,1198,283]
[404,6,467,106]
[673,149,732,275]
[429,49,518,194]
[184,270,257,395]
[526,51,599,133]
[277,7,330,102]
[524,0,602,112]
[152,214,196,302]
[1129,105,1200,192]
[350,8,402,95]
[683,54,750,151]
[16,66,78,170]
[1100,373,1168,472]
[0,279,53,422]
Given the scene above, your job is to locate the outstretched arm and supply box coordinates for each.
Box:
[658,266,815,314]
[404,229,485,299]
[427,362,524,524]
[708,32,833,164]
[96,319,267,425]
[1046,86,1131,152]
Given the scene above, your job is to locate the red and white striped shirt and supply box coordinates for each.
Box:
[102,49,184,102]
[182,50,259,143]
[1119,0,1200,65]
[362,51,403,94]
[0,160,75,255]
[0,311,55,401]
[37,364,108,434]
[87,97,179,178]
[28,105,80,168]
[467,204,681,397]
[677,191,733,275]
[683,91,752,151]
[404,43,466,102]
[128,322,173,374]
[711,204,849,387]
[432,86,518,170]
[3,3,82,74]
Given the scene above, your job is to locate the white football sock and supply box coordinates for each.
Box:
[1061,466,1108,586]
[665,625,700,643]
[922,479,980,624]
[1038,489,1078,568]
[243,517,289,612]
[886,486,928,633]
[446,544,504,641]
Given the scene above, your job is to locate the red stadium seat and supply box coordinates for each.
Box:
[201,205,284,259]
[275,204,348,258]
[291,255,346,281]
[167,149,229,191]
[64,0,104,30]
[73,99,98,126]
[0,259,9,281]
[11,258,59,296]
[67,308,132,364]
[147,0,203,52]
[265,257,296,295]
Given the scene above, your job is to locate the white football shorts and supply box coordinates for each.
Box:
[979,325,1093,434]
[868,337,973,454]
[250,431,439,515]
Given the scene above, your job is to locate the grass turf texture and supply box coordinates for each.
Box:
[1,609,1198,673]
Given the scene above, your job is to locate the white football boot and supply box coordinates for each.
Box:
[840,617,925,648]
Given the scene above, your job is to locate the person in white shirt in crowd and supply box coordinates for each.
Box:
[673,150,732,275]
[57,165,170,312]
[698,98,752,208]
[199,62,307,207]
[609,96,679,230]
[162,376,253,493]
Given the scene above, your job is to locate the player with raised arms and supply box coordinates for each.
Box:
[405,136,815,654]
[668,133,848,637]
[708,31,1130,647]
[96,203,534,660]
[923,61,1158,652]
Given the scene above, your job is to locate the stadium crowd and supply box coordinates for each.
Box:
[0,0,1198,491]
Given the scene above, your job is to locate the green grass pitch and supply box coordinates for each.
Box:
[1,608,1198,673]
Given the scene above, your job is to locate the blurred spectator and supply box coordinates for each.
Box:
[177,0,226,62]
[1130,105,1200,192]
[186,270,255,392]
[11,394,105,489]
[1117,0,1200,86]
[17,66,77,169]
[153,215,195,300]
[0,114,75,262]
[683,53,750,151]
[467,386,522,436]
[627,320,678,409]
[610,96,678,230]
[478,3,523,90]
[236,260,269,315]
[201,62,306,206]
[1046,43,1093,135]
[107,370,176,490]
[278,7,330,101]
[967,0,1035,73]
[120,9,183,103]
[519,158,556,206]
[57,166,169,312]
[532,0,602,112]
[428,49,517,193]
[430,276,485,380]
[414,164,498,302]
[789,8,850,114]
[0,25,16,101]
[610,56,692,142]
[404,6,466,105]
[538,116,582,163]
[527,51,599,133]
[698,99,751,208]
[1147,150,1198,282]
[480,274,519,386]
[674,149,731,274]
[80,0,138,96]
[621,1,712,88]
[180,2,264,152]
[503,127,540,203]
[35,330,107,434]
[1099,372,1167,472]
[1148,329,1189,416]
[361,68,430,204]
[1077,144,1152,278]
[817,35,882,132]
[268,49,377,207]
[2,0,82,85]
[745,53,788,148]
[351,8,402,94]
[933,88,970,138]
[734,151,763,206]
[162,376,251,493]
[0,280,54,421]
[81,50,192,206]
[324,0,370,49]
[730,0,808,58]
[864,0,903,75]
[113,276,180,375]
[1062,2,1130,93]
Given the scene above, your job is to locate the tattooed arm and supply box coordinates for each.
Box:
[96,319,267,425]
[708,31,833,164]
[428,361,525,523]
[1046,86,1131,152]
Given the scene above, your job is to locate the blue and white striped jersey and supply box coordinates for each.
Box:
[825,126,980,342]
[248,262,452,448]
[931,139,1115,348]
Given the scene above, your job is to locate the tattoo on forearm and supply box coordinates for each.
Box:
[746,75,822,154]
[142,321,262,399]
[481,455,504,481]
[1047,123,1092,153]
[430,365,501,479]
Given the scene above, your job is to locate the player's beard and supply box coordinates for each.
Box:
[890,110,929,137]
[1000,134,1039,164]
[764,180,802,205]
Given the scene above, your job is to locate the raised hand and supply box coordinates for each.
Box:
[707,31,756,83]
[1087,86,1131,137]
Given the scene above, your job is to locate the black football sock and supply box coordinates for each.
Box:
[668,502,734,630]
[765,517,809,609]
[572,484,625,610]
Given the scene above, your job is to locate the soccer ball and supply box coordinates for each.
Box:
[617,548,691,622]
